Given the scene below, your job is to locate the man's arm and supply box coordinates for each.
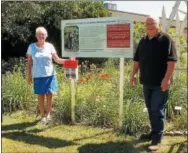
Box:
[163,61,176,81]
[130,61,140,78]
[161,36,177,91]
[161,61,176,91]
[130,61,139,87]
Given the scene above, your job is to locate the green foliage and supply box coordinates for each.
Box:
[1,1,110,58]
[2,69,36,113]
[53,73,72,123]
[168,27,187,68]
[166,72,187,120]
[75,76,119,127]
[2,57,27,75]
[133,23,145,50]
[123,100,150,136]
[180,53,187,68]
[1,2,44,44]
[173,109,188,131]
[2,58,187,135]
[53,60,119,126]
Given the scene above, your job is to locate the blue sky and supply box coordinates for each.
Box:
[104,1,187,20]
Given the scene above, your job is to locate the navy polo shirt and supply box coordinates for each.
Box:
[134,32,177,86]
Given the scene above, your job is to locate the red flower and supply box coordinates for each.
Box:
[80,78,87,83]
[99,73,112,80]
[99,74,105,79]
[88,73,94,79]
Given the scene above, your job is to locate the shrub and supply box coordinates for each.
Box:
[123,100,150,136]
[173,108,188,131]
[2,69,36,113]
[166,72,187,119]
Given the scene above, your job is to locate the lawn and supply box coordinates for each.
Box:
[2,111,187,153]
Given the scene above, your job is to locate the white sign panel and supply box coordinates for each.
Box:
[61,17,133,58]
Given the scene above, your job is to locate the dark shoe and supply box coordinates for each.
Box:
[148,141,160,151]
[139,133,152,141]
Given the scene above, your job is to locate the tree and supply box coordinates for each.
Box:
[1,1,110,59]
[133,22,146,51]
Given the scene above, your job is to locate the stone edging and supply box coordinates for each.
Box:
[164,131,187,136]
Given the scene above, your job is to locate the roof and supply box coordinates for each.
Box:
[107,9,150,17]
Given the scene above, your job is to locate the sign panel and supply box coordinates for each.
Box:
[61,17,133,58]
[63,60,78,80]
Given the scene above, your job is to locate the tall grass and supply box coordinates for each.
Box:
[166,72,187,119]
[2,58,187,135]
[2,69,36,113]
[123,100,150,136]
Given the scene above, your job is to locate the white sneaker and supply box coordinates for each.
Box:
[46,114,52,121]
[41,117,47,124]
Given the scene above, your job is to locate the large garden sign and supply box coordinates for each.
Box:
[61,17,133,58]
[61,17,134,127]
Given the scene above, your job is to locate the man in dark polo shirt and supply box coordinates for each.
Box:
[130,16,177,151]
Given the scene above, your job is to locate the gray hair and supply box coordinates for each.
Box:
[35,27,48,36]
[147,16,160,24]
[146,16,161,29]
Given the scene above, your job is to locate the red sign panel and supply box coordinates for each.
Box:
[64,60,78,68]
[107,23,130,48]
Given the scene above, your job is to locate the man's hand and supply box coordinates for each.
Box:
[161,78,170,91]
[27,76,32,85]
[130,76,137,87]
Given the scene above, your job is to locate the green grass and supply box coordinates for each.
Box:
[2,111,187,153]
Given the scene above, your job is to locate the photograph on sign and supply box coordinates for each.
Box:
[64,26,79,52]
[61,17,133,58]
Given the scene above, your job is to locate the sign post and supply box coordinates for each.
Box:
[70,58,76,123]
[119,58,124,127]
[63,59,78,123]
[71,79,76,123]
[61,17,133,126]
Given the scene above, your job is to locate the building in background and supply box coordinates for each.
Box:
[104,3,117,11]
[104,2,187,38]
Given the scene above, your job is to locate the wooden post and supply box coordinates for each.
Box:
[119,58,124,128]
[70,57,76,123]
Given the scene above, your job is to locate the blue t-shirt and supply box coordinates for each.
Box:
[27,42,57,78]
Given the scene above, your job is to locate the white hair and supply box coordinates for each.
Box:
[147,16,160,24]
[146,16,161,31]
[35,27,48,36]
